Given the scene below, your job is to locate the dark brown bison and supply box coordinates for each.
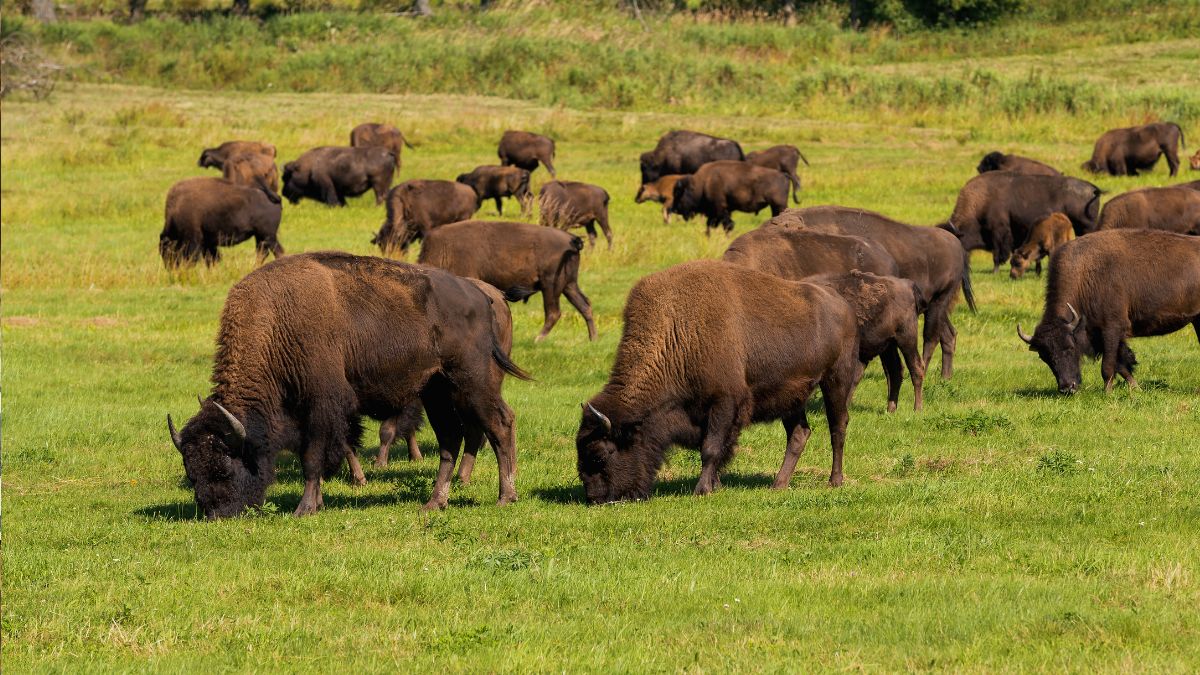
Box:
[1017,230,1200,394]
[1082,122,1186,177]
[1010,213,1074,279]
[418,220,596,342]
[198,140,276,170]
[976,151,1061,176]
[1098,185,1200,235]
[577,260,861,504]
[159,177,283,267]
[639,130,744,185]
[745,144,808,203]
[498,130,557,177]
[456,165,532,217]
[672,160,789,234]
[946,172,1101,272]
[776,207,976,380]
[538,180,612,249]
[221,152,280,201]
[166,252,530,518]
[281,146,395,207]
[634,174,685,224]
[372,179,478,255]
[350,123,413,171]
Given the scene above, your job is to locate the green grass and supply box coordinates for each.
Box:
[4,30,1200,672]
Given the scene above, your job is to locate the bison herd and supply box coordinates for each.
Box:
[164,119,1200,518]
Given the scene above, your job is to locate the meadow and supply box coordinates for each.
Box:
[3,8,1200,671]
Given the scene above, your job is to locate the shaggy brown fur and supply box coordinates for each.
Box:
[159,177,283,267]
[634,174,685,224]
[167,252,530,518]
[976,151,1061,176]
[1010,213,1075,279]
[498,130,557,178]
[456,165,532,217]
[373,179,478,255]
[350,123,413,171]
[722,225,898,279]
[745,144,808,203]
[1018,230,1200,394]
[1098,185,1200,235]
[198,140,276,170]
[418,220,597,342]
[672,160,789,234]
[221,152,280,202]
[639,130,744,185]
[281,146,395,206]
[1082,122,1186,177]
[577,260,861,504]
[538,180,612,249]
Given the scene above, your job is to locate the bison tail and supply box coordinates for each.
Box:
[492,342,533,381]
[255,175,282,204]
[797,150,810,167]
[503,286,538,303]
[960,247,978,314]
[937,221,962,237]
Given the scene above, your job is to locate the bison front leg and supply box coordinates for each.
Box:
[772,411,812,490]
[695,397,746,496]
[344,444,367,487]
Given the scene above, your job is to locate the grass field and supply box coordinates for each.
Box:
[4,20,1200,671]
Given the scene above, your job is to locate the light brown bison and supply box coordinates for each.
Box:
[634,174,685,224]
[167,252,531,517]
[498,130,557,178]
[418,220,597,342]
[1010,213,1075,279]
[159,177,283,267]
[577,260,861,504]
[372,179,478,255]
[1098,185,1200,235]
[1082,122,1186,177]
[1191,149,1200,171]
[640,130,744,185]
[976,151,1061,176]
[672,160,789,234]
[456,165,532,217]
[350,123,413,171]
[745,144,808,203]
[538,180,612,249]
[281,146,395,206]
[198,140,276,170]
[1017,230,1200,394]
[722,224,898,279]
[221,152,280,201]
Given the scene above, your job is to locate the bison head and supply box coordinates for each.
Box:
[168,400,270,519]
[576,403,656,504]
[1018,304,1087,394]
[281,162,305,204]
[1190,150,1200,171]
[639,152,660,185]
[1009,249,1033,279]
[976,151,1006,174]
[198,149,221,169]
[671,177,699,220]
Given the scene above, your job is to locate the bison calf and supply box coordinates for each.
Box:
[672,160,789,234]
[1010,213,1075,279]
[221,152,280,202]
[634,175,685,224]
[373,179,478,255]
[198,140,276,170]
[350,123,413,171]
[160,177,283,267]
[282,146,395,207]
[539,180,612,249]
[745,144,808,203]
[456,166,532,217]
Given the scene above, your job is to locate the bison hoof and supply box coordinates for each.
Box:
[421,499,448,512]
[293,502,321,517]
[373,459,388,469]
[886,401,898,414]
[828,475,844,488]
[497,494,518,506]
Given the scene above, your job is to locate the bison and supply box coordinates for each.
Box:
[498,130,556,178]
[1017,230,1200,394]
[350,123,413,171]
[1098,185,1200,235]
[976,151,1061,176]
[1009,212,1074,279]
[220,152,280,202]
[946,172,1101,273]
[538,180,612,249]
[418,220,597,342]
[456,165,532,217]
[672,160,789,234]
[745,144,808,203]
[372,179,478,255]
[634,174,685,224]
[281,146,395,207]
[198,140,276,170]
[639,130,744,185]
[1082,122,1186,177]
[577,260,861,504]
[1191,149,1200,171]
[159,177,283,267]
[167,252,530,517]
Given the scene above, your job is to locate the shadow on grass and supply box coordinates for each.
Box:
[531,472,775,505]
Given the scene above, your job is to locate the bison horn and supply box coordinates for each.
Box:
[582,402,612,435]
[1065,303,1082,332]
[1016,323,1033,344]
[167,414,183,452]
[212,401,247,446]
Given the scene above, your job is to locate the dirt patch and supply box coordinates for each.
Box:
[83,316,120,327]
[2,316,39,327]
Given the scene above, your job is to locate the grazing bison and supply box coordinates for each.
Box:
[745,144,808,203]
[1010,213,1075,279]
[221,152,280,202]
[577,260,861,504]
[1082,122,1186,177]
[281,146,395,207]
[198,140,276,170]
[976,151,1061,176]
[167,252,530,518]
[350,123,413,171]
[776,207,976,380]
[1098,185,1200,235]
[538,180,612,249]
[418,220,597,341]
[456,165,532,217]
[498,130,557,178]
[639,130,744,185]
[159,177,283,267]
[372,179,478,255]
[1017,230,1200,394]
[946,172,1101,272]
[672,161,789,234]
[634,174,685,224]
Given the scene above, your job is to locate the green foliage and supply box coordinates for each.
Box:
[1037,449,1081,475]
